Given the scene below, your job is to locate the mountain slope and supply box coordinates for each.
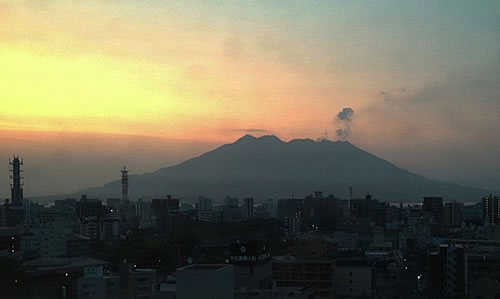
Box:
[72,135,490,203]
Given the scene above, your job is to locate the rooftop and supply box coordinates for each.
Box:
[178,264,231,271]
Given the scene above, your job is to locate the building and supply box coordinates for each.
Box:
[137,198,153,229]
[263,199,278,219]
[39,207,59,224]
[77,266,120,299]
[80,217,100,240]
[77,195,105,219]
[283,214,302,239]
[32,227,67,258]
[0,227,21,257]
[153,211,190,238]
[272,256,335,298]
[121,166,129,201]
[54,198,77,221]
[152,196,188,237]
[22,257,108,298]
[335,259,372,298]
[120,262,160,299]
[427,243,467,299]
[305,192,338,228]
[223,196,242,223]
[423,197,444,231]
[462,202,483,225]
[235,286,314,299]
[243,197,254,220]
[483,194,500,225]
[229,241,272,291]
[278,192,339,231]
[66,232,90,258]
[0,156,27,227]
[197,196,214,222]
[444,201,463,227]
[176,264,234,299]
[350,194,386,227]
[9,156,24,206]
[152,196,180,215]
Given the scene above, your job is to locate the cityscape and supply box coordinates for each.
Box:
[1,1,499,299]
[0,148,499,298]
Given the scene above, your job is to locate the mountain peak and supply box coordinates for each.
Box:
[234,134,283,144]
[235,134,257,143]
[69,133,492,203]
[257,135,282,143]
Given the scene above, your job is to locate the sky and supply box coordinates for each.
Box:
[0,0,499,198]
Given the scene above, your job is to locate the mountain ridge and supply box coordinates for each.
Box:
[34,135,493,203]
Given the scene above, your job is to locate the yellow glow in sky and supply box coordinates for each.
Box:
[0,43,223,136]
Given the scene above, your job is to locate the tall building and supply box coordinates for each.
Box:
[423,197,444,234]
[482,195,500,225]
[283,214,302,239]
[427,243,467,299]
[121,166,129,202]
[223,196,242,223]
[197,197,214,222]
[151,196,188,237]
[278,192,339,231]
[9,156,24,206]
[243,197,254,220]
[445,201,463,227]
[77,195,105,219]
[351,194,386,227]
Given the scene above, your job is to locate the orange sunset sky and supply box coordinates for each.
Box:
[1,1,499,197]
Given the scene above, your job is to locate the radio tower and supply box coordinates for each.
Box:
[9,156,24,206]
[121,166,129,202]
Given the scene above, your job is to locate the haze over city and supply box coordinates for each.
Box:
[3,2,500,299]
[1,1,499,198]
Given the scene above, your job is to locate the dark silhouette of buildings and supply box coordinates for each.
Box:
[121,166,129,202]
[350,193,387,227]
[76,195,105,219]
[423,196,444,235]
[9,156,24,206]
[229,241,272,291]
[427,243,467,299]
[482,194,500,225]
[152,195,189,237]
